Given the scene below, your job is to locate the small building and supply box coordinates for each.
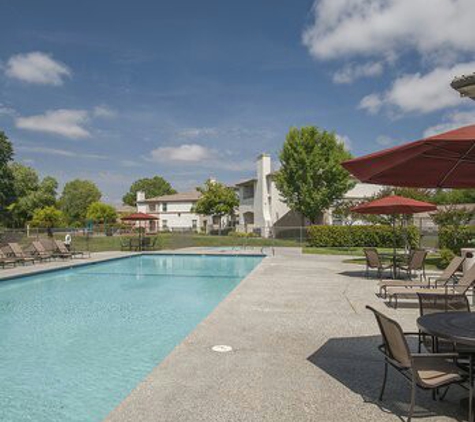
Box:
[136,191,202,232]
[235,154,383,237]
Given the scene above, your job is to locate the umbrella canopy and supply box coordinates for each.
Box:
[342,124,475,188]
[351,195,437,215]
[121,212,158,221]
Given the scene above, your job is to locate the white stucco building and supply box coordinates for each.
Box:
[136,191,203,232]
[236,154,383,236]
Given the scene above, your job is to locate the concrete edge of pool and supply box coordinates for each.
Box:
[0,249,267,282]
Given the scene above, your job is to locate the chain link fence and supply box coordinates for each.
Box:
[0,224,441,254]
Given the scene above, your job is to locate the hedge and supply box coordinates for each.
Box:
[438,226,475,253]
[307,225,419,248]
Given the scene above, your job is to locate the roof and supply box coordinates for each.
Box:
[235,177,256,186]
[115,204,135,213]
[143,191,202,203]
[121,212,159,221]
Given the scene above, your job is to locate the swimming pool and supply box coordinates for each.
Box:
[0,254,263,422]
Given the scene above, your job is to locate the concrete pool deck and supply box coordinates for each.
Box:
[105,248,466,422]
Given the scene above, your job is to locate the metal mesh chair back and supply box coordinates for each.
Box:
[437,256,465,283]
[408,249,427,271]
[364,248,381,268]
[418,293,470,316]
[367,306,411,368]
[454,263,475,294]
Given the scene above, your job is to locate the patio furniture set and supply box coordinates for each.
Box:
[343,125,475,421]
[0,239,89,268]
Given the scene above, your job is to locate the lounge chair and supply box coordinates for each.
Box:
[53,239,89,259]
[397,249,427,280]
[367,305,464,422]
[6,243,36,265]
[378,256,465,298]
[31,241,55,261]
[51,240,73,259]
[0,248,17,268]
[387,263,475,308]
[363,248,393,279]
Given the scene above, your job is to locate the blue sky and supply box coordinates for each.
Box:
[1,0,475,204]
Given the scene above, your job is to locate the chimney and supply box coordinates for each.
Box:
[136,191,146,202]
[256,153,271,181]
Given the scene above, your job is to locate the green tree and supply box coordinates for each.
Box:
[7,164,58,227]
[332,199,363,226]
[30,206,65,232]
[60,179,102,224]
[194,180,238,233]
[123,176,176,206]
[274,126,353,224]
[86,202,117,223]
[430,205,474,229]
[0,131,15,225]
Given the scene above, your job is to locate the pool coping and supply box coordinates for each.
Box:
[0,251,267,283]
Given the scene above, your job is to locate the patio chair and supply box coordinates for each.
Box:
[397,249,427,280]
[53,240,86,259]
[417,293,470,353]
[0,248,18,268]
[378,256,465,298]
[363,248,393,279]
[31,241,55,261]
[366,305,464,422]
[6,243,36,265]
[387,263,475,308]
[120,237,131,251]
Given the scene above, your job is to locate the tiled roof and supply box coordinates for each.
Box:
[143,191,201,202]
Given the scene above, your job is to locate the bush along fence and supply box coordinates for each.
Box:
[307,225,419,249]
[438,226,475,253]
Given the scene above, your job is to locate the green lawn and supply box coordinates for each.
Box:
[66,233,301,252]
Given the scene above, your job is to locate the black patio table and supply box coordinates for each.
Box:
[379,251,410,278]
[417,312,475,421]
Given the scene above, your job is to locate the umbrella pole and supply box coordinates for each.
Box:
[392,215,397,278]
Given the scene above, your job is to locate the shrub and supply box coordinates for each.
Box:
[438,226,475,253]
[438,249,455,269]
[307,225,419,249]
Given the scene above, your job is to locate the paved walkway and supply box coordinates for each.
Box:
[106,250,466,422]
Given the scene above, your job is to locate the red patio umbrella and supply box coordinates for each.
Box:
[121,213,158,251]
[351,195,437,215]
[342,124,475,188]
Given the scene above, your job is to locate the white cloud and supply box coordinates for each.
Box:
[359,62,475,114]
[423,110,475,137]
[5,52,71,85]
[150,144,214,162]
[16,109,90,139]
[148,143,255,172]
[93,105,116,118]
[16,145,107,159]
[336,134,352,150]
[303,0,475,62]
[176,127,218,139]
[333,61,384,84]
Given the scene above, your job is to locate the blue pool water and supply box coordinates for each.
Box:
[0,254,262,422]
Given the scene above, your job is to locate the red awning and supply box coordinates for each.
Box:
[351,195,437,215]
[342,124,475,188]
[121,212,158,221]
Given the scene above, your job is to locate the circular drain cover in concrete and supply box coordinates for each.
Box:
[212,345,233,353]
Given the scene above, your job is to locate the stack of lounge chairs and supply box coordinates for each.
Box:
[0,239,90,269]
[377,255,475,309]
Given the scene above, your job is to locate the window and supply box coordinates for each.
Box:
[162,220,168,228]
[149,204,156,212]
[178,213,181,217]
[242,185,254,200]
[192,220,197,229]
[162,202,168,212]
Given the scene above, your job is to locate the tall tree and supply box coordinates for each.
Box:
[0,131,15,225]
[60,179,101,224]
[123,176,176,206]
[274,126,353,224]
[86,202,117,223]
[194,180,238,233]
[8,164,58,227]
[30,206,65,235]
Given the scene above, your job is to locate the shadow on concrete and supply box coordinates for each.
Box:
[338,270,371,278]
[307,335,464,421]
